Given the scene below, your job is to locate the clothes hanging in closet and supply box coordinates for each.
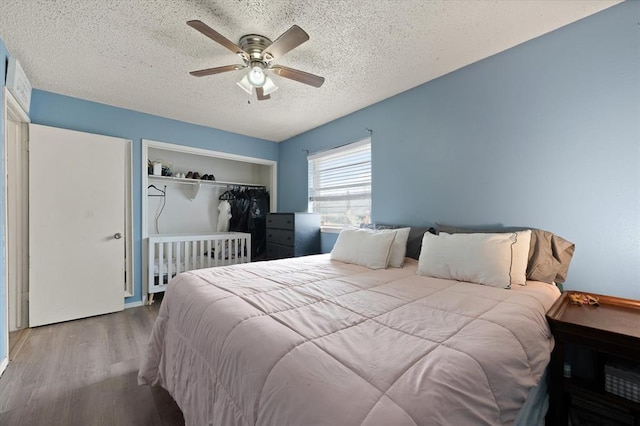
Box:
[248,188,269,259]
[217,200,231,232]
[223,187,270,259]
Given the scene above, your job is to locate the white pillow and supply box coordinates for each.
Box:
[510,230,532,285]
[331,229,397,269]
[375,227,411,268]
[417,232,516,288]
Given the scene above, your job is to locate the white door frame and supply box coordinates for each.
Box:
[2,88,30,374]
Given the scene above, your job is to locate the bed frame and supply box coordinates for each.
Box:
[146,232,251,304]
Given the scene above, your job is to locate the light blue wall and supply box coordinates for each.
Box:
[0,36,8,363]
[29,90,279,305]
[278,1,640,299]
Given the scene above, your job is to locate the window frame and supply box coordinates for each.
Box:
[307,138,372,233]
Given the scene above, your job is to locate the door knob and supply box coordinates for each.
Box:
[114,233,122,239]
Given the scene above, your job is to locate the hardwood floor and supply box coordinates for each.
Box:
[8,328,30,361]
[0,301,184,426]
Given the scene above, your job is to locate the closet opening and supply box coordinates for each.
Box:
[141,139,277,305]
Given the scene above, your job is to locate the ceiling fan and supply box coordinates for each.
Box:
[187,20,325,101]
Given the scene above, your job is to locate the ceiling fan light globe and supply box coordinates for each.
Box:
[262,76,278,96]
[237,75,253,94]
[247,66,266,87]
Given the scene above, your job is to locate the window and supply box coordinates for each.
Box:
[308,138,371,230]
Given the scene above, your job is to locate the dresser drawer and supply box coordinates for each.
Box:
[266,214,294,230]
[266,243,295,260]
[267,228,294,247]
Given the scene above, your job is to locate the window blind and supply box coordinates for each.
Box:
[308,139,371,228]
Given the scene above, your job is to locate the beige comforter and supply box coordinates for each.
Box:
[138,254,560,426]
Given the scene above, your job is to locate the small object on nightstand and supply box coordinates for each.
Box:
[568,292,600,306]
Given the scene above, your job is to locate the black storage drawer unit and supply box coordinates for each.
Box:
[266,213,321,260]
[265,243,295,260]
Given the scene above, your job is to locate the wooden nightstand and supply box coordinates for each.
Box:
[546,292,640,425]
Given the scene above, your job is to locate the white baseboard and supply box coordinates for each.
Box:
[124,298,146,309]
[0,356,8,377]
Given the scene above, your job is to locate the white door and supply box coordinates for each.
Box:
[29,124,126,327]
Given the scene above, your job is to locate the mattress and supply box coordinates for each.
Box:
[139,254,560,425]
[153,260,186,276]
[153,254,236,275]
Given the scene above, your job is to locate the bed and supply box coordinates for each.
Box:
[147,232,251,304]
[139,226,574,425]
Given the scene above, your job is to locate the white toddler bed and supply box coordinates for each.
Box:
[147,232,251,304]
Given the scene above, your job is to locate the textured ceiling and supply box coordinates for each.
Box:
[0,0,622,142]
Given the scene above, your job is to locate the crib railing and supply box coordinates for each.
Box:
[147,232,251,303]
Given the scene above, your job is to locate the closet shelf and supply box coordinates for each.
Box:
[148,175,264,187]
[148,175,265,200]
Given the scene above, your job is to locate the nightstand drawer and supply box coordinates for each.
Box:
[267,229,294,247]
[266,243,294,259]
[266,214,294,230]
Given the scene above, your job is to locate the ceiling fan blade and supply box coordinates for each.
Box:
[187,20,248,61]
[263,25,309,61]
[270,65,325,88]
[190,64,245,77]
[256,87,271,101]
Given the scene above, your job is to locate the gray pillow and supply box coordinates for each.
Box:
[363,224,435,260]
[435,224,575,284]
